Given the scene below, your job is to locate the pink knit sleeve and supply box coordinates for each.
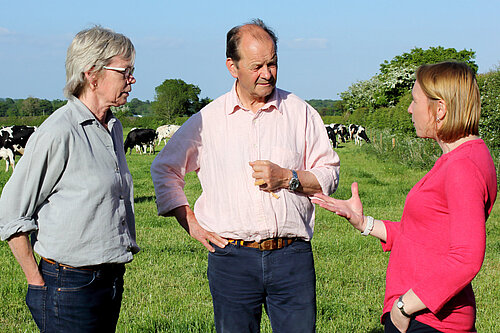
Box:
[380,220,401,251]
[412,159,487,313]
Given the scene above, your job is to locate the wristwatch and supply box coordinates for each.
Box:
[397,295,412,318]
[288,170,300,191]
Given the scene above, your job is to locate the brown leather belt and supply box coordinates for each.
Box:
[228,237,296,251]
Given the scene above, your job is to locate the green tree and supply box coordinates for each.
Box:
[38,99,54,115]
[340,76,381,113]
[378,47,477,106]
[0,98,16,117]
[153,79,201,122]
[380,47,478,74]
[6,98,19,116]
[307,99,342,116]
[477,67,500,149]
[341,47,478,115]
[52,99,67,111]
[190,97,212,115]
[19,97,40,116]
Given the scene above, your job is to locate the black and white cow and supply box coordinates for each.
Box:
[124,128,157,155]
[348,124,371,145]
[156,124,180,145]
[0,125,37,171]
[329,123,349,143]
[325,125,337,148]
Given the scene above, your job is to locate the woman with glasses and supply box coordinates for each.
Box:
[312,62,497,332]
[0,25,139,332]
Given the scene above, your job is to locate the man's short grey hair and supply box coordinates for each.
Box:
[64,25,135,98]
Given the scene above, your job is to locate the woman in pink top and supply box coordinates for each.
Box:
[312,62,497,333]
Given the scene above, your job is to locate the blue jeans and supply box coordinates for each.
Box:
[207,240,316,333]
[384,314,443,332]
[26,259,125,333]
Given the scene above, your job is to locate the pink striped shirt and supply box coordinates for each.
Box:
[151,84,340,241]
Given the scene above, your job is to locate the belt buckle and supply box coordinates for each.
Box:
[258,238,277,251]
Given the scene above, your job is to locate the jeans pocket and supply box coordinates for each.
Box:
[286,240,312,254]
[210,243,235,256]
[58,269,96,292]
[26,284,48,331]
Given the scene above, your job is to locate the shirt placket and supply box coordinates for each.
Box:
[251,111,273,239]
[96,123,132,248]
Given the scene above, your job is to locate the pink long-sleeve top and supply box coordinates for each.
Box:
[381,139,497,332]
[151,84,340,242]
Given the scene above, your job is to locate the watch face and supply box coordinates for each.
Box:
[397,301,404,309]
[289,178,300,191]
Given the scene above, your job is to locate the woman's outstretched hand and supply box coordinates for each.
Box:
[311,182,365,232]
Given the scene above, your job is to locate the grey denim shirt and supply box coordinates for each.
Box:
[0,97,140,266]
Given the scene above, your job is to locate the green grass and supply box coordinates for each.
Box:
[0,140,498,332]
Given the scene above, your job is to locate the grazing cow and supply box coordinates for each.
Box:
[124,128,157,155]
[325,125,337,148]
[348,124,371,145]
[156,124,180,145]
[0,125,37,171]
[0,147,15,172]
[329,123,349,143]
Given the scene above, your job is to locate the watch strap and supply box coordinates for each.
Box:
[398,295,412,318]
[288,170,300,191]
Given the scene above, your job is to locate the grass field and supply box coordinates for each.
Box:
[0,139,498,332]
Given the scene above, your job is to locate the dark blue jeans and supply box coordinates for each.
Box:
[384,313,443,332]
[26,259,125,333]
[208,240,316,333]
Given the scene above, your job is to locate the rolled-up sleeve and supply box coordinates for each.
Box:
[0,130,66,241]
[380,220,401,251]
[305,107,340,195]
[151,113,203,216]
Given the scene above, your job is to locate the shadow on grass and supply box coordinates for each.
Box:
[135,195,156,203]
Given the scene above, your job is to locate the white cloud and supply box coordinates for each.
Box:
[0,27,11,36]
[285,38,329,50]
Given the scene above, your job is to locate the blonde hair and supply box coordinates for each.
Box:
[416,61,480,143]
[64,25,135,98]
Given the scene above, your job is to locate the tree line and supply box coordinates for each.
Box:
[0,97,154,118]
[1,46,498,150]
[338,46,499,150]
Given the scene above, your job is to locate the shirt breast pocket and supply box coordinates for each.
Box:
[270,146,301,170]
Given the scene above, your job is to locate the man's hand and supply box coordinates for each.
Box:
[249,160,289,192]
[171,206,228,252]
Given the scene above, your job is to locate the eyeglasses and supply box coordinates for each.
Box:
[103,66,135,79]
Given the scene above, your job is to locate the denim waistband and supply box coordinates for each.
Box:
[41,257,125,275]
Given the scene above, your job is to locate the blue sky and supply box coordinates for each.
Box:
[1,0,499,102]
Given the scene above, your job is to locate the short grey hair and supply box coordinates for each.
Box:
[64,25,135,98]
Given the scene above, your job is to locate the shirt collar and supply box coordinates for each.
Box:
[69,96,116,127]
[228,81,282,115]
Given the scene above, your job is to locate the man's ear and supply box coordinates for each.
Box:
[226,58,238,79]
